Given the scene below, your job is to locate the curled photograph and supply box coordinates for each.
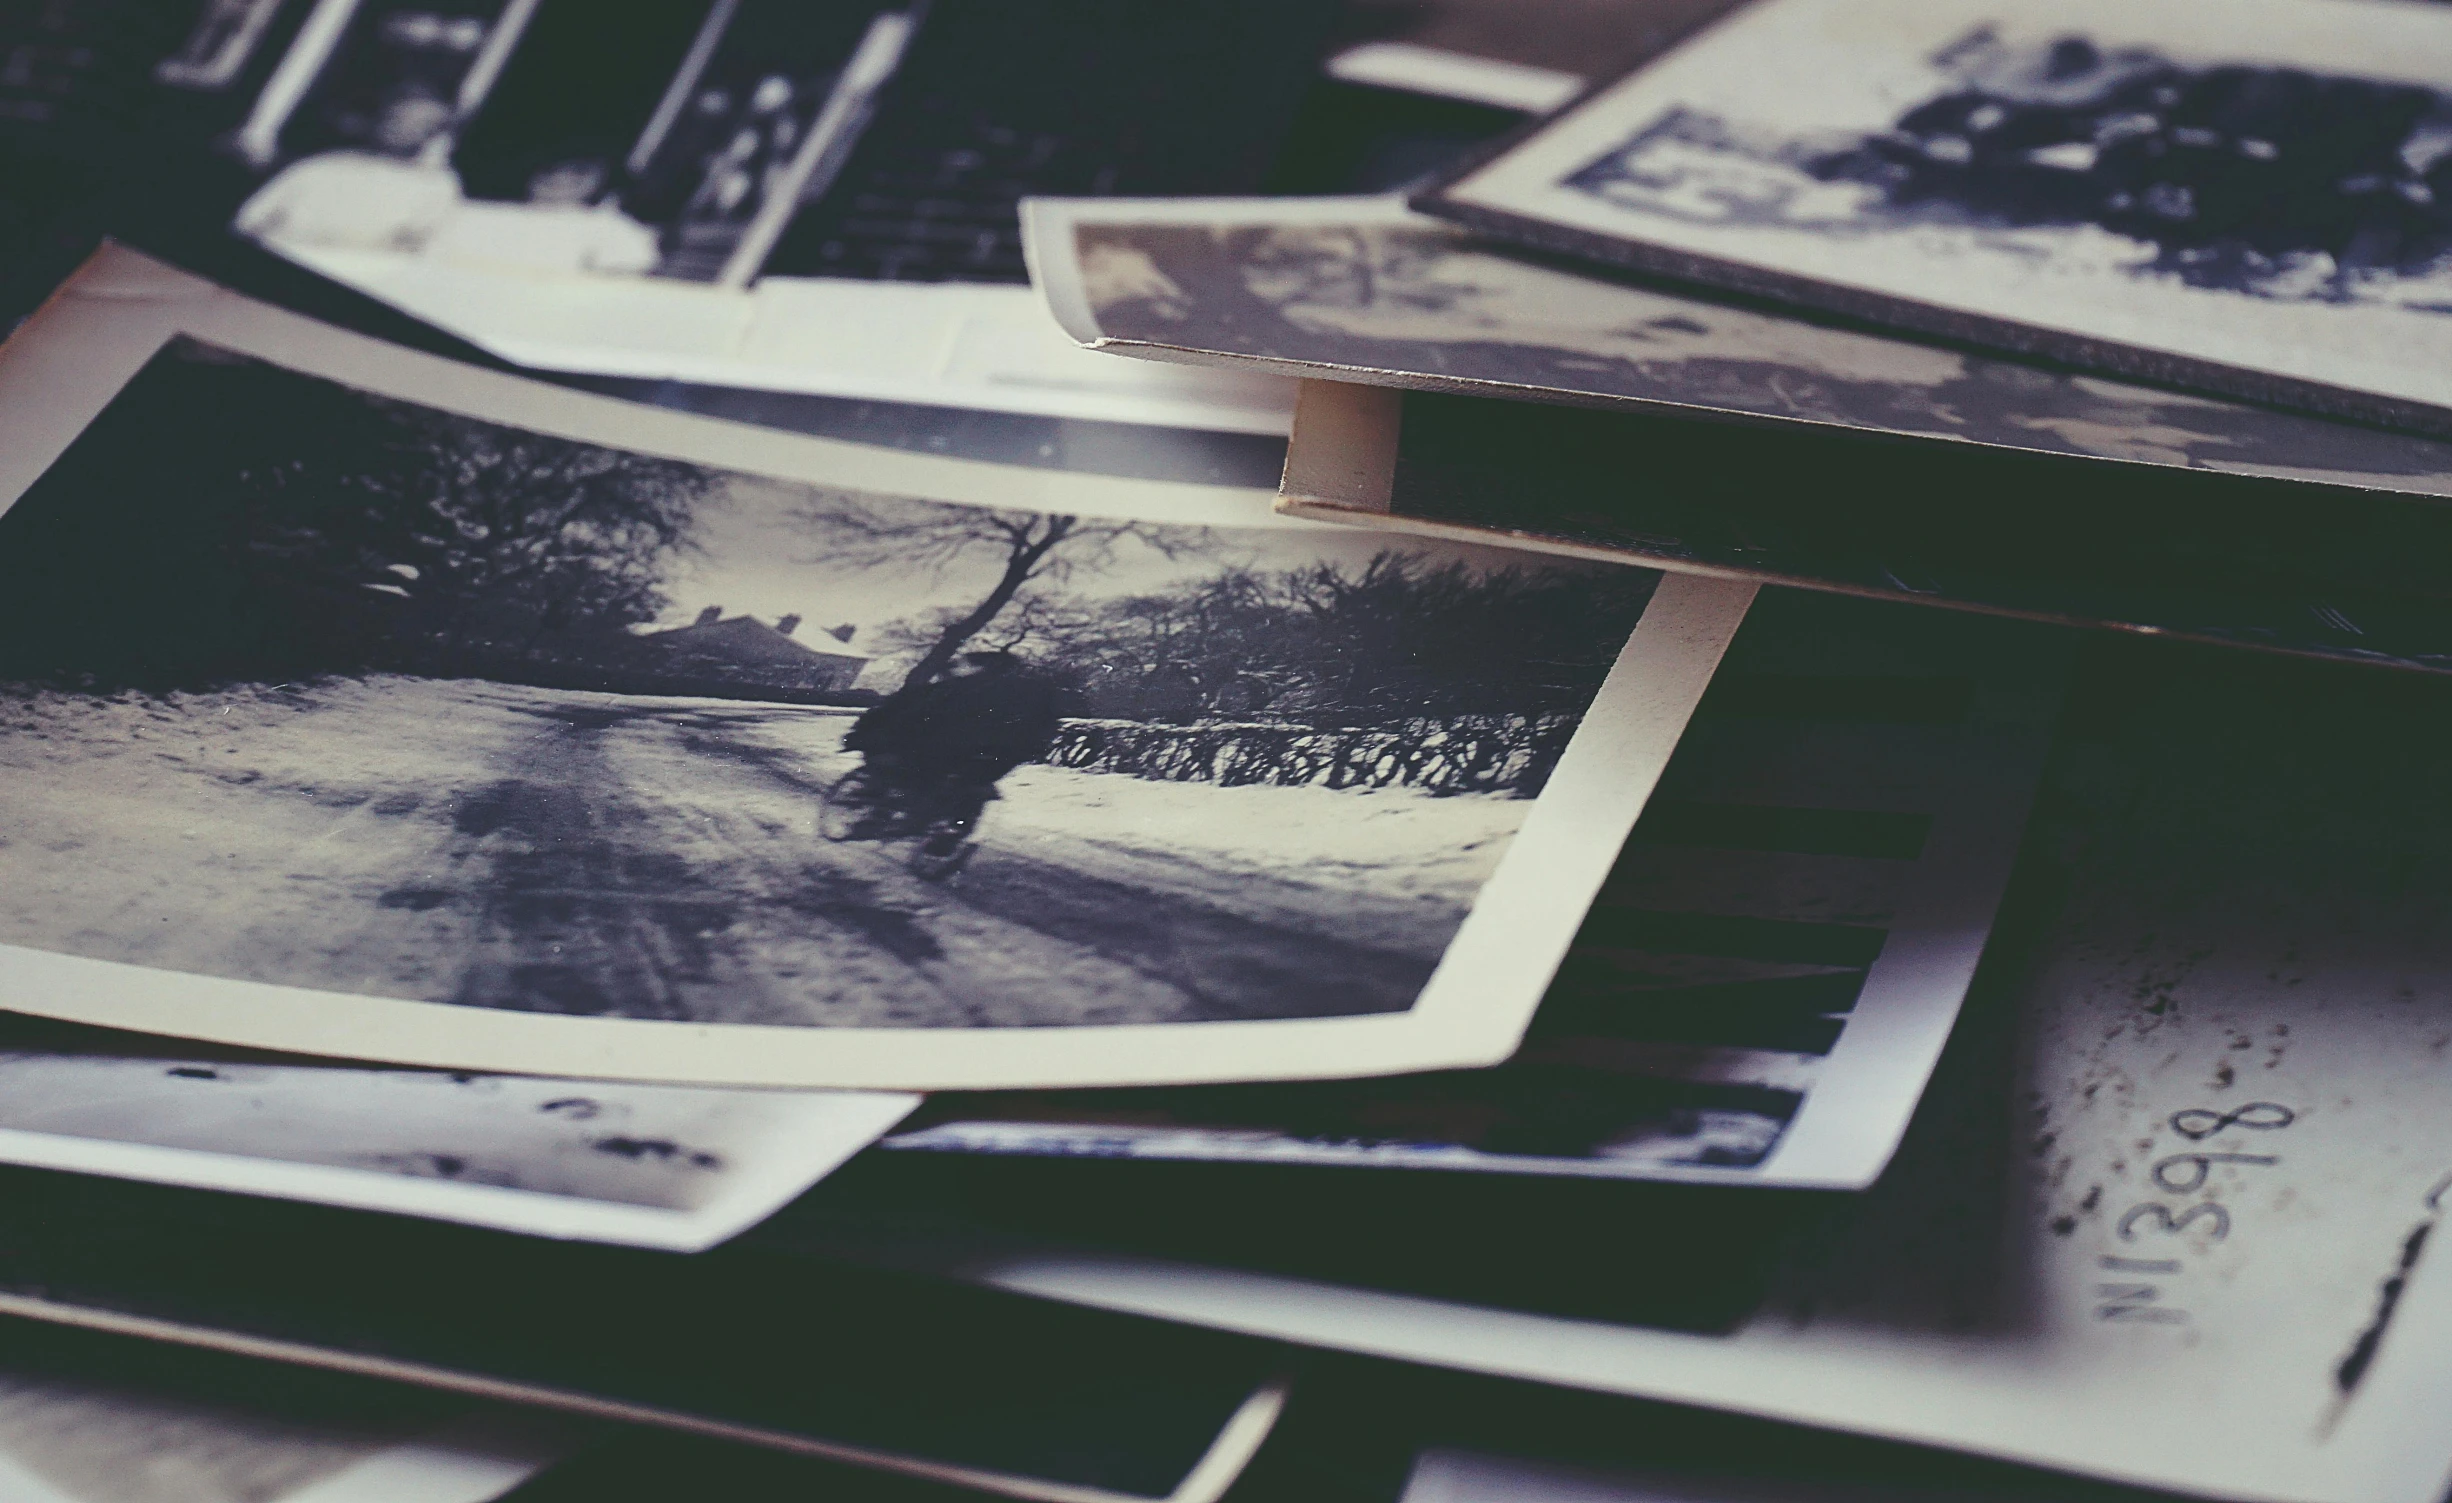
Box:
[0,268,1742,1088]
[1027,196,2452,492]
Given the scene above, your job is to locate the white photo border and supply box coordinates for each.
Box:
[0,247,1753,1091]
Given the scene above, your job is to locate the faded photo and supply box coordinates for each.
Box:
[213,0,1333,287]
[1037,199,2452,493]
[0,338,1653,1033]
[1431,0,2452,424]
[1567,31,2452,310]
[226,1,913,284]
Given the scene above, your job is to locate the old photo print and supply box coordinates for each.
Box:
[0,1018,914,1250]
[1026,195,2452,496]
[1427,0,2452,431]
[1,338,1632,1027]
[0,249,1748,1089]
[180,0,1317,433]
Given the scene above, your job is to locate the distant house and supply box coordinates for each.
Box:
[642,609,869,695]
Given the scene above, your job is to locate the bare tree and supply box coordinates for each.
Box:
[792,491,1213,686]
[873,586,1100,661]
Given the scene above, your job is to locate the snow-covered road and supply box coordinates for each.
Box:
[0,679,1530,1028]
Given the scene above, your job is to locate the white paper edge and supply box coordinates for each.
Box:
[0,1088,917,1251]
[258,241,1298,437]
[1746,719,2052,1187]
[1021,195,1425,353]
[1326,43,1583,113]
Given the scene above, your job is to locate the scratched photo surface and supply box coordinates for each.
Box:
[0,338,1651,1033]
[1047,201,2452,495]
[1430,0,2452,427]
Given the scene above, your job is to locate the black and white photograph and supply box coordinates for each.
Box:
[1026,195,2452,496]
[0,250,1743,1089]
[35,7,2452,1503]
[223,0,1328,284]
[183,0,1341,429]
[0,1019,916,1249]
[1427,0,2452,429]
[227,0,914,283]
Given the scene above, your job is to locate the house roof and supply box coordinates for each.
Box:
[646,615,869,664]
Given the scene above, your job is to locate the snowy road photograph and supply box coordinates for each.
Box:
[0,337,1656,1035]
[0,678,1527,1027]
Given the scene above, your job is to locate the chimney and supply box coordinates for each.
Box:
[776,614,802,637]
[694,605,723,626]
[827,622,856,643]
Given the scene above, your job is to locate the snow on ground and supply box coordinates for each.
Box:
[726,708,1530,914]
[0,677,1536,1021]
[0,677,562,990]
[0,684,1533,922]
[0,676,517,791]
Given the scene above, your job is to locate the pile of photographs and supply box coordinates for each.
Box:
[10,0,2452,1500]
[2,0,1589,429]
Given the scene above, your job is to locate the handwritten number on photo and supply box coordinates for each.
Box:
[2098,1102,2296,1324]
[2152,1152,2280,1194]
[2119,1201,2232,1243]
[2169,1102,2296,1141]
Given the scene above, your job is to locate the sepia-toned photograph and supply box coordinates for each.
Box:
[1426,0,2452,429]
[0,259,1740,1088]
